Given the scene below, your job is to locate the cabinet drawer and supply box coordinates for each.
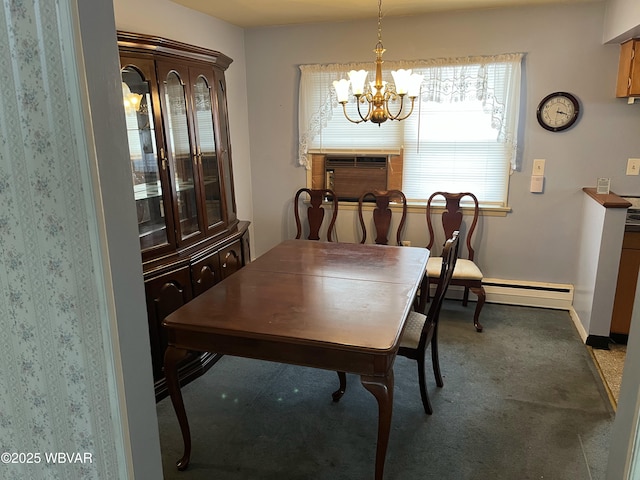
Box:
[219,239,243,279]
[191,248,222,297]
[622,231,640,249]
[144,265,193,380]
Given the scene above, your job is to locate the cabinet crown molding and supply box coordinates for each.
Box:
[117,31,233,70]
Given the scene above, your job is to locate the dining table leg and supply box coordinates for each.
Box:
[164,346,192,471]
[360,369,394,480]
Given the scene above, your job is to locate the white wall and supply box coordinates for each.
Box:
[112,0,255,250]
[244,3,640,288]
[603,0,640,43]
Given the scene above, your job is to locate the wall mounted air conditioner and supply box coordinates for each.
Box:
[325,155,388,201]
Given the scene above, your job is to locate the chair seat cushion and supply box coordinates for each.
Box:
[426,257,483,280]
[400,311,427,349]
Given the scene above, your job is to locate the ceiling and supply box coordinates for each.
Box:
[170,0,601,28]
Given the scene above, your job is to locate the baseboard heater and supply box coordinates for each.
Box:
[447,277,574,310]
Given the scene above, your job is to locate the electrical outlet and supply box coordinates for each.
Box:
[627,158,640,176]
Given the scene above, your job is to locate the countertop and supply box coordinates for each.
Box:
[582,187,632,208]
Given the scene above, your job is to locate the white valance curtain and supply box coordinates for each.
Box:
[298,53,523,170]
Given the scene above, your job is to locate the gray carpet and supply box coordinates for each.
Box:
[156,301,614,479]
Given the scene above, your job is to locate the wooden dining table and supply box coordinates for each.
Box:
[163,239,430,479]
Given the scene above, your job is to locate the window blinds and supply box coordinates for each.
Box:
[298,54,522,206]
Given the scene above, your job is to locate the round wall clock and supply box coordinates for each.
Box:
[536,92,580,132]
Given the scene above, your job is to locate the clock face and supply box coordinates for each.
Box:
[536,92,580,132]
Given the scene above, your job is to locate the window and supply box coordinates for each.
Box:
[298,54,523,207]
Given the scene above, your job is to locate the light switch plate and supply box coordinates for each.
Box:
[627,158,640,175]
[533,159,545,175]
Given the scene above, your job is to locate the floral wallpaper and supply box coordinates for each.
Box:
[0,1,122,478]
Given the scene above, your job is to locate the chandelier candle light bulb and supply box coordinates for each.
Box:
[333,78,351,102]
[391,69,412,95]
[121,82,142,113]
[332,0,423,125]
[350,70,368,95]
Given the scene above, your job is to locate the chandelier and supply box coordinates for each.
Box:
[332,0,423,125]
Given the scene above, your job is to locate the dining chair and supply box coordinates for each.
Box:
[332,232,459,414]
[398,231,459,414]
[357,189,407,245]
[294,188,338,241]
[425,192,486,332]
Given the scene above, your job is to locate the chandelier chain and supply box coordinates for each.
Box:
[377,0,383,46]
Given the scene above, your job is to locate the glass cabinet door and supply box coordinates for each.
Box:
[120,58,173,253]
[214,71,238,224]
[190,67,224,231]
[157,62,202,242]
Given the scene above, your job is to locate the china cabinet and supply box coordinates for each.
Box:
[118,32,250,400]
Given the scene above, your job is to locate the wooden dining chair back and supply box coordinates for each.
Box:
[426,192,486,332]
[357,190,407,245]
[294,188,338,241]
[398,231,459,414]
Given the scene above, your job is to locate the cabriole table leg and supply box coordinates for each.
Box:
[164,346,191,471]
[361,370,394,480]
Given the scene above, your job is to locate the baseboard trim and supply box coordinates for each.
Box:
[586,335,611,350]
[610,333,628,345]
[569,306,588,343]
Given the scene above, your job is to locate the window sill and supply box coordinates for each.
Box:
[334,200,510,217]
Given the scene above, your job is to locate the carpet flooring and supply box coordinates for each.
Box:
[156,301,614,480]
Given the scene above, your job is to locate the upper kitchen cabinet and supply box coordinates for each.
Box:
[118,32,238,261]
[616,38,640,98]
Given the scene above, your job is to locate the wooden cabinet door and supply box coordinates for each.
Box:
[617,39,640,97]
[611,235,640,335]
[219,239,243,279]
[213,68,238,225]
[189,64,227,235]
[156,60,205,245]
[191,249,222,297]
[145,266,193,380]
[119,54,176,259]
